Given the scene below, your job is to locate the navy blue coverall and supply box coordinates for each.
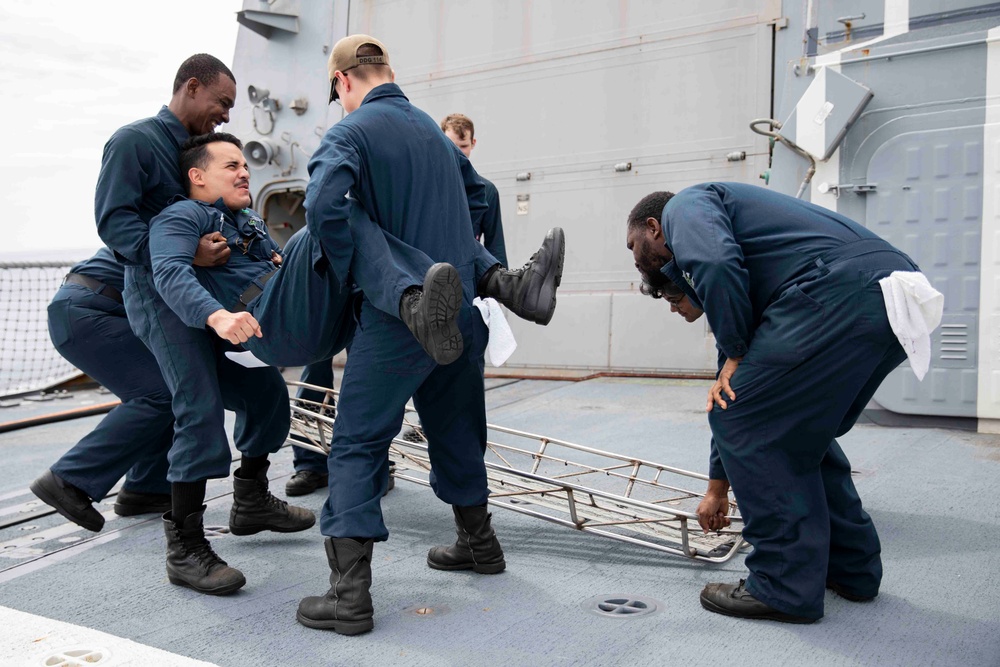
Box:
[149,198,368,367]
[659,182,915,620]
[149,197,437,477]
[478,179,507,268]
[304,83,493,540]
[47,247,171,500]
[96,106,288,483]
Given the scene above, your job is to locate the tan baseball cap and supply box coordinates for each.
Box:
[328,34,390,102]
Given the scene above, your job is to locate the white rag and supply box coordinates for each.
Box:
[473,297,517,366]
[878,271,944,381]
[224,349,271,368]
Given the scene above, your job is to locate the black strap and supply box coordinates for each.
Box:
[63,273,123,305]
[233,269,279,312]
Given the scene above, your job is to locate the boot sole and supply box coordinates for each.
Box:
[295,611,374,635]
[421,263,464,365]
[283,487,320,498]
[168,573,246,596]
[285,475,330,496]
[426,556,506,574]
[30,477,104,533]
[284,479,328,497]
[229,515,316,536]
[529,228,565,326]
[114,502,172,517]
[699,594,815,624]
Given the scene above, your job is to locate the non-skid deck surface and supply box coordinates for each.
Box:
[1,378,998,666]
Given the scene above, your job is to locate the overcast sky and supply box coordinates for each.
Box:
[0,0,243,259]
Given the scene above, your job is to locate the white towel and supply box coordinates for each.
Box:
[224,349,271,368]
[472,297,517,367]
[878,271,944,381]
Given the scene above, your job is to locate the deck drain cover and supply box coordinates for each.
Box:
[583,594,660,618]
[41,646,110,665]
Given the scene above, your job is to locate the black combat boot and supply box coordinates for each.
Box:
[296,538,375,635]
[427,505,506,574]
[230,461,316,535]
[284,470,329,497]
[478,227,565,325]
[163,507,246,595]
[399,263,463,365]
[30,469,105,532]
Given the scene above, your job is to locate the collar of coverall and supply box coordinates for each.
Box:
[156,105,191,149]
[358,82,407,108]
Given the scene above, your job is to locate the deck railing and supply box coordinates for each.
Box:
[0,261,80,398]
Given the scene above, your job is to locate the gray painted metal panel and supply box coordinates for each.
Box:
[609,293,718,372]
[352,1,776,373]
[779,68,873,160]
[868,127,982,416]
[230,0,347,246]
[230,1,777,375]
[766,2,998,418]
[225,0,1000,415]
[816,2,887,47]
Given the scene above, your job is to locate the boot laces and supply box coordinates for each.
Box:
[506,249,540,277]
[257,480,289,511]
[186,536,227,569]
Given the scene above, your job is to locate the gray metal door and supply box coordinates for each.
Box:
[867,126,981,417]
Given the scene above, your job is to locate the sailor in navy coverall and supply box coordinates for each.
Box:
[304,85,493,532]
[149,195,356,370]
[440,112,508,268]
[95,59,288,486]
[628,182,916,622]
[34,247,172,530]
[292,35,519,635]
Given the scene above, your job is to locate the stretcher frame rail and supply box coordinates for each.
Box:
[287,381,745,563]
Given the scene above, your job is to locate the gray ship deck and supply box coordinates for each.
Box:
[1,376,998,666]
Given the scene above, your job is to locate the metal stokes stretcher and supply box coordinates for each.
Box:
[287,381,746,563]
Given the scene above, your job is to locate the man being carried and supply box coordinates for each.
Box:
[151,132,554,370]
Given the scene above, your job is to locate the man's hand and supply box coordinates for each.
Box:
[707,356,742,411]
[270,250,283,266]
[697,479,732,533]
[193,232,230,267]
[206,309,262,344]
